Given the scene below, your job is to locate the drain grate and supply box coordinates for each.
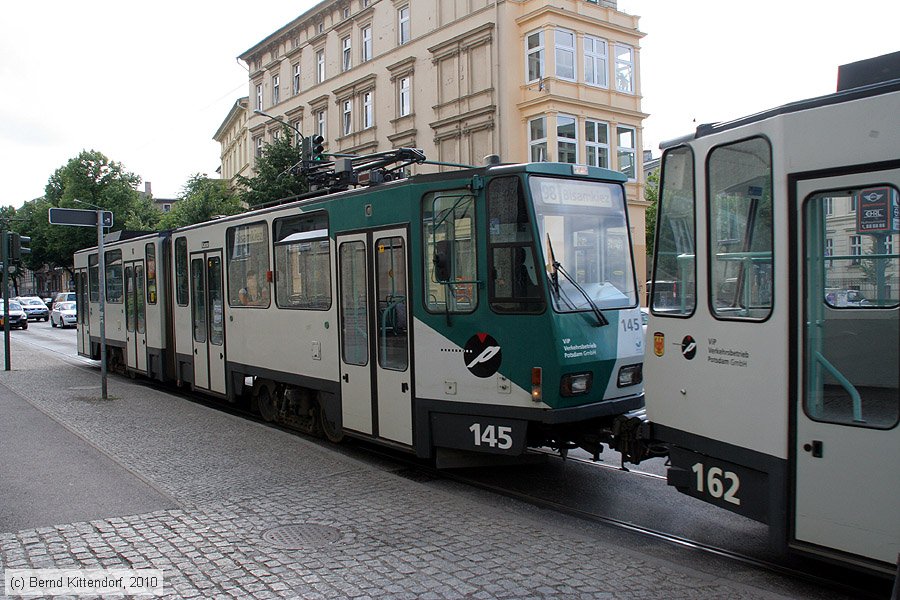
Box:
[261,524,342,549]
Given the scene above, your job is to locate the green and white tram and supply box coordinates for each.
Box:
[77,157,645,466]
[644,65,899,574]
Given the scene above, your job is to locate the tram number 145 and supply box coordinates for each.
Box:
[469,423,513,450]
[691,462,741,506]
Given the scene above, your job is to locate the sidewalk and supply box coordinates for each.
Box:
[0,339,840,599]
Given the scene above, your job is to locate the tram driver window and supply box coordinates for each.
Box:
[423,190,477,313]
[227,222,270,308]
[708,137,773,320]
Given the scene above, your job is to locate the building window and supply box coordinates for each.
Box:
[342,100,352,135]
[398,5,410,45]
[526,30,544,83]
[825,237,833,269]
[272,75,280,105]
[363,91,374,129]
[255,84,263,110]
[342,36,352,72]
[316,49,326,83]
[343,6,350,19]
[850,195,857,212]
[316,109,326,139]
[362,26,372,62]
[272,130,280,142]
[615,44,634,93]
[293,63,301,95]
[555,29,576,81]
[528,116,547,162]
[317,21,324,34]
[584,35,608,88]
[850,235,862,265]
[616,126,636,179]
[824,197,834,215]
[585,120,609,168]
[291,119,302,146]
[399,76,411,117]
[255,136,263,158]
[557,115,577,164]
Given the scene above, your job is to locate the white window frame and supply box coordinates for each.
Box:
[316,109,326,139]
[361,26,372,62]
[557,114,578,164]
[614,44,634,93]
[272,75,280,105]
[555,29,576,81]
[825,237,833,269]
[255,136,263,158]
[824,197,834,216]
[399,76,411,117]
[291,119,302,146]
[398,5,410,45]
[342,36,352,72]
[255,84,263,110]
[850,235,862,265]
[363,91,374,129]
[528,116,547,162]
[584,35,608,88]
[343,99,352,136]
[585,119,609,168]
[616,125,636,180]
[316,49,326,83]
[525,30,544,84]
[293,63,301,95]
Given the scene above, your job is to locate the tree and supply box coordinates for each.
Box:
[236,127,308,208]
[35,150,153,278]
[159,174,243,229]
[644,168,660,257]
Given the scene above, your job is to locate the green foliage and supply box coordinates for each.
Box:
[159,174,243,229]
[236,126,308,208]
[15,150,154,276]
[644,168,659,256]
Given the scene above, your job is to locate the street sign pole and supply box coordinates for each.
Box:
[2,230,10,371]
[97,211,108,399]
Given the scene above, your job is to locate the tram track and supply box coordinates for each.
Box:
[63,359,891,599]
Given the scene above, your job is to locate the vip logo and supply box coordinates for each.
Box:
[464,333,502,378]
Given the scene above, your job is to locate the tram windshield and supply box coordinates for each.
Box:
[529,176,637,311]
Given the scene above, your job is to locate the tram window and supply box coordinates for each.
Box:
[708,137,773,320]
[104,249,123,303]
[652,146,695,315]
[488,177,544,313]
[375,236,409,371]
[191,258,207,343]
[88,254,99,302]
[226,222,270,308]
[803,187,899,429]
[339,241,368,366]
[145,243,157,304]
[274,213,331,310]
[423,190,477,313]
[175,237,189,306]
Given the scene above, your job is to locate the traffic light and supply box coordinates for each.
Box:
[310,135,325,161]
[7,232,30,262]
[301,136,312,162]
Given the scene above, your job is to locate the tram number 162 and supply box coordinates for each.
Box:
[691,462,741,506]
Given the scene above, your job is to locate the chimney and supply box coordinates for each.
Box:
[144,181,152,196]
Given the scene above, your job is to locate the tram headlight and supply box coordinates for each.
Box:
[560,372,593,397]
[531,367,543,402]
[617,364,643,388]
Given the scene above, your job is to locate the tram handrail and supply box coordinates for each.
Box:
[813,351,865,423]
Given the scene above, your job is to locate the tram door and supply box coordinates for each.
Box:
[76,268,90,356]
[190,252,226,395]
[337,228,412,445]
[123,260,147,373]
[796,170,900,566]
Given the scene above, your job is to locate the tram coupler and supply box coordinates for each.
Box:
[609,412,666,465]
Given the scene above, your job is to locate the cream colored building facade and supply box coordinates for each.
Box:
[214,97,251,183]
[227,0,649,285]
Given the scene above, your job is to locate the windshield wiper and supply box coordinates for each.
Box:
[545,234,608,327]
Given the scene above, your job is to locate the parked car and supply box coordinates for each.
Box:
[0,300,29,329]
[15,296,50,321]
[50,301,78,328]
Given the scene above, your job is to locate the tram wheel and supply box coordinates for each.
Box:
[256,382,277,423]
[319,396,344,443]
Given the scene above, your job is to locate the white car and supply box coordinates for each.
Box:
[0,300,29,330]
[16,296,50,321]
[50,301,78,328]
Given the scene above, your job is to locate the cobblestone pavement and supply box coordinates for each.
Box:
[0,340,843,599]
